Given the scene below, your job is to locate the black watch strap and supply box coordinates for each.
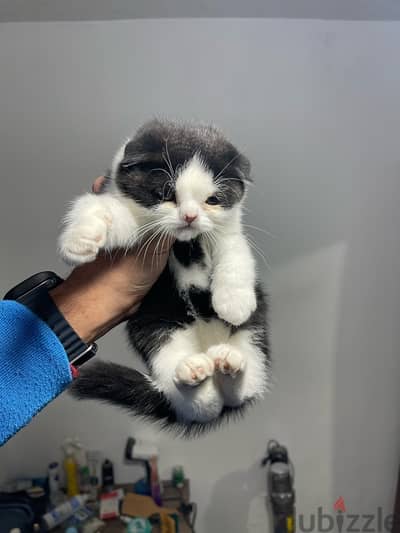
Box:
[4,271,97,368]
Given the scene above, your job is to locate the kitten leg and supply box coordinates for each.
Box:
[212,229,257,326]
[151,325,223,423]
[207,329,268,407]
[59,193,138,265]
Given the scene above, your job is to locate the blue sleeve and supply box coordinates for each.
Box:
[0,301,72,445]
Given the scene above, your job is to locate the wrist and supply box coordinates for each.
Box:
[50,276,140,343]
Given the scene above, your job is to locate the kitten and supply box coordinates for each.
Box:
[61,119,269,435]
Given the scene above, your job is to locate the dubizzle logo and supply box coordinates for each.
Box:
[334,497,346,532]
[334,496,346,513]
[295,497,396,532]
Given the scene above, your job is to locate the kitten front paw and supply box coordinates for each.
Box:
[174,354,215,387]
[59,212,111,265]
[207,344,246,377]
[212,286,257,326]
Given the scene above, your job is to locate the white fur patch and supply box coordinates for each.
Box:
[175,155,215,207]
[58,192,139,265]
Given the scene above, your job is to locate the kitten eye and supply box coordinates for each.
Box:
[163,189,176,203]
[153,189,164,201]
[153,187,176,203]
[205,195,220,205]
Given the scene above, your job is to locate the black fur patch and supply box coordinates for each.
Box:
[126,267,194,366]
[115,119,250,209]
[173,238,204,267]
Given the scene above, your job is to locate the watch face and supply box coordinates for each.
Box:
[3,272,61,302]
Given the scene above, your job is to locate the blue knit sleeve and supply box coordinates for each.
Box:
[0,301,72,445]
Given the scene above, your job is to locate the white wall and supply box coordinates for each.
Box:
[333,176,400,515]
[0,19,400,532]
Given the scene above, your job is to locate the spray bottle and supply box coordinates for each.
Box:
[63,440,79,498]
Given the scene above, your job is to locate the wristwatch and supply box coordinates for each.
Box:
[3,271,97,371]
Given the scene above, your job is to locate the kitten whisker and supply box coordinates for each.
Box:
[141,229,164,265]
[213,154,240,181]
[163,138,175,178]
[243,224,276,239]
[136,226,164,264]
[153,228,171,270]
[215,175,248,185]
[247,237,271,270]
[151,167,173,181]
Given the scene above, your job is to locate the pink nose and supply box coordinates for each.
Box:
[184,214,198,225]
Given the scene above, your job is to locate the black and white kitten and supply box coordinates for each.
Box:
[60,120,269,435]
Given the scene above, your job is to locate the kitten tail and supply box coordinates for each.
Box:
[70,360,175,424]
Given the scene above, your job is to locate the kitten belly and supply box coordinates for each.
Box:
[195,318,231,351]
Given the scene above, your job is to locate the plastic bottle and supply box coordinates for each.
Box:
[101,459,114,490]
[41,494,88,530]
[70,438,90,493]
[172,465,185,488]
[63,441,79,497]
[48,462,63,506]
[87,450,101,501]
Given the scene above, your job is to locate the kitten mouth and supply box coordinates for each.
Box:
[175,226,200,241]
[176,222,198,231]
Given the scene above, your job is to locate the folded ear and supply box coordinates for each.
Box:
[110,140,150,178]
[119,153,147,169]
[237,153,252,183]
[116,137,165,173]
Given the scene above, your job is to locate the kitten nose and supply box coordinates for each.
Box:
[184,214,198,225]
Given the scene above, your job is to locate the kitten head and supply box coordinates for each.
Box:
[113,119,251,241]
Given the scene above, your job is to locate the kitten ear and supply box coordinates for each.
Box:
[120,153,146,169]
[110,140,139,178]
[237,154,252,183]
[111,138,150,177]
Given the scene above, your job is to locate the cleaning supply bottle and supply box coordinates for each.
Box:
[63,440,79,497]
[48,462,63,506]
[41,494,88,530]
[70,437,90,494]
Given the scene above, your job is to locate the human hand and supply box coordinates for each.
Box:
[51,178,173,343]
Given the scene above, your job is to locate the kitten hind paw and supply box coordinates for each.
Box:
[174,353,215,387]
[207,344,246,377]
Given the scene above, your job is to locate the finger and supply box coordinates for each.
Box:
[92,176,107,194]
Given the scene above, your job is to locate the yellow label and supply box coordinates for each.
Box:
[286,515,294,533]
